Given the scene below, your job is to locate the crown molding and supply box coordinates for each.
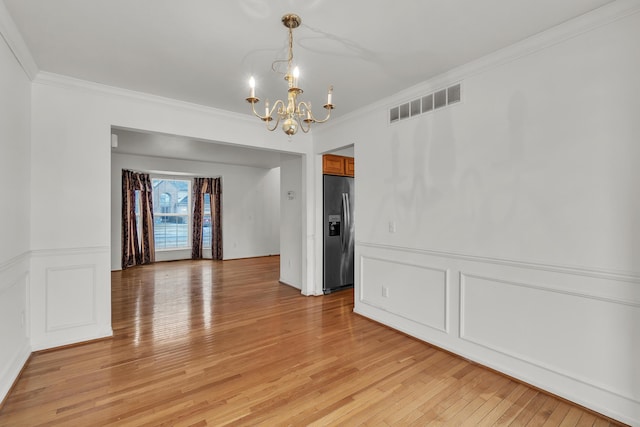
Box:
[33,71,258,123]
[321,0,640,133]
[399,0,640,99]
[0,1,38,80]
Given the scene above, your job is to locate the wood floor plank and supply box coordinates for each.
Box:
[543,401,575,427]
[460,378,520,426]
[511,392,550,425]
[560,406,588,426]
[0,257,626,426]
[575,412,599,427]
[525,394,560,426]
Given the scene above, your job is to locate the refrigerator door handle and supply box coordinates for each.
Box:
[340,193,346,250]
[341,193,350,252]
[344,193,350,246]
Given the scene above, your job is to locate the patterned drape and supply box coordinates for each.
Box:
[121,169,155,269]
[192,177,222,260]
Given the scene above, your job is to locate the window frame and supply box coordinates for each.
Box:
[150,176,192,252]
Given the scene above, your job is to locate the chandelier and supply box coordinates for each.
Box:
[246,13,334,136]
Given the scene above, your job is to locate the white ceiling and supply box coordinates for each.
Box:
[4,0,615,119]
[3,1,616,167]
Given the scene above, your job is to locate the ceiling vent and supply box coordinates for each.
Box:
[389,83,461,125]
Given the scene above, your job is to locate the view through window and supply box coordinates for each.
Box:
[203,193,212,248]
[133,177,211,252]
[152,178,190,249]
[134,190,141,250]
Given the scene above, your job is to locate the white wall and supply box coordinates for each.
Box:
[227,165,279,260]
[279,155,303,288]
[0,18,32,401]
[110,152,280,269]
[314,7,640,425]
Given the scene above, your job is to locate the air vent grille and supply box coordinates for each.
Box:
[389,83,461,124]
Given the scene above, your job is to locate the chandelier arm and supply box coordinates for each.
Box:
[247,99,287,123]
[297,101,315,122]
[266,115,280,132]
[297,101,311,116]
[248,100,267,120]
[311,107,332,124]
[298,101,333,124]
[265,99,286,131]
[296,114,312,133]
[270,99,286,118]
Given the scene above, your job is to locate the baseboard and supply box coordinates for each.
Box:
[224,254,281,261]
[278,279,301,290]
[30,329,113,353]
[0,340,31,407]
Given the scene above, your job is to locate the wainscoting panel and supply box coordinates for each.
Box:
[360,256,448,332]
[460,273,640,404]
[0,252,31,403]
[30,247,112,351]
[46,265,96,331]
[354,242,640,425]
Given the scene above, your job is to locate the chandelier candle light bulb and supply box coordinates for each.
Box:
[249,76,255,99]
[293,66,300,88]
[245,13,334,136]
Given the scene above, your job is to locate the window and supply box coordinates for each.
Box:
[134,190,142,250]
[152,178,190,250]
[202,193,212,248]
[159,192,171,213]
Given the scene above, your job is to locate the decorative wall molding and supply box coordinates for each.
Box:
[0,252,30,296]
[0,251,30,405]
[45,265,97,332]
[358,241,640,285]
[459,272,640,404]
[30,246,110,258]
[33,71,256,122]
[359,255,449,333]
[0,250,29,275]
[460,272,640,308]
[0,2,38,80]
[29,246,112,352]
[0,340,30,404]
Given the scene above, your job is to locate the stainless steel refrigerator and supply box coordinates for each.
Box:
[323,174,354,294]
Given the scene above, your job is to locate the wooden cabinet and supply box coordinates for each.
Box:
[345,157,355,177]
[322,154,346,176]
[323,154,354,177]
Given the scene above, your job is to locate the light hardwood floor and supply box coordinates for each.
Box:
[0,257,625,426]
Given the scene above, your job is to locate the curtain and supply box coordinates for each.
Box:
[192,177,222,260]
[121,169,155,269]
